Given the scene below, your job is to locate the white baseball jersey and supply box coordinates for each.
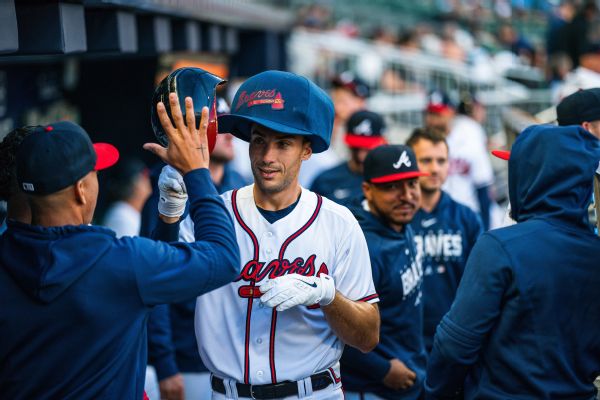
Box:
[443,115,494,212]
[179,184,378,386]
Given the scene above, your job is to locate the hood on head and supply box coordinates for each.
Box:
[0,221,115,303]
[508,124,600,227]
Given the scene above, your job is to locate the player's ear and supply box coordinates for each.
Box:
[362,181,372,201]
[301,137,312,161]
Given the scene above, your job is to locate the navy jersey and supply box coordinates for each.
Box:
[410,191,482,352]
[341,199,426,400]
[310,162,363,204]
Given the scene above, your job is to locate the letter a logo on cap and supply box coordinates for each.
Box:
[393,151,411,169]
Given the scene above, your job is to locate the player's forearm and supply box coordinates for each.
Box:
[322,293,379,353]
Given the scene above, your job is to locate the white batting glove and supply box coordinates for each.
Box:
[158,165,187,218]
[259,274,336,312]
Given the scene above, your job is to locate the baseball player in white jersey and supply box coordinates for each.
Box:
[169,70,380,399]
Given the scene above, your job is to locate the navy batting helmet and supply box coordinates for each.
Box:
[151,67,226,152]
[218,70,334,153]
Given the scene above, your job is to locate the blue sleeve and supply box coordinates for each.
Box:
[147,305,179,381]
[133,168,240,306]
[476,186,491,231]
[152,218,181,243]
[425,234,511,398]
[340,243,390,381]
[341,346,391,381]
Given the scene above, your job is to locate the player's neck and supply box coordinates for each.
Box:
[254,182,302,211]
[420,189,441,213]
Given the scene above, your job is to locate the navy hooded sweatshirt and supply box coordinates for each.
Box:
[310,162,364,204]
[341,199,427,399]
[0,169,240,399]
[425,125,600,400]
[411,191,483,352]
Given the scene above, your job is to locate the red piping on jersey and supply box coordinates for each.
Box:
[328,367,342,383]
[231,189,259,261]
[358,293,379,302]
[231,189,259,384]
[268,194,323,383]
[269,308,278,383]
[278,195,323,259]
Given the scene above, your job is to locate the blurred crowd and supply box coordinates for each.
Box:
[295,0,600,99]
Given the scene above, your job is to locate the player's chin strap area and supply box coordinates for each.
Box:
[210,370,334,399]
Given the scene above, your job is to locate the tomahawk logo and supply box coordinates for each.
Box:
[393,151,411,169]
[354,119,372,136]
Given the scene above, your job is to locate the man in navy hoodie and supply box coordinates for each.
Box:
[311,110,387,204]
[0,94,240,399]
[407,128,483,353]
[341,145,429,399]
[425,124,600,399]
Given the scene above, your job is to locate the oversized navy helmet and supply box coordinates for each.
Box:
[151,67,226,152]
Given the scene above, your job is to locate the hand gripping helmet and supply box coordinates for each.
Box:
[151,67,226,152]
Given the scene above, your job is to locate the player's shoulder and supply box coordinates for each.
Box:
[311,162,348,185]
[220,184,254,206]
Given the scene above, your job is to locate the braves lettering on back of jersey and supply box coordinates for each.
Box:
[180,184,378,385]
[410,191,483,351]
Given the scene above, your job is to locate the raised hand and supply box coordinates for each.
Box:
[144,93,210,174]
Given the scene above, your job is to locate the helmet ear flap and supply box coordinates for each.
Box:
[151,67,227,151]
[207,97,218,153]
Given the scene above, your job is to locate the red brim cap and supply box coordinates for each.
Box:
[491,150,510,161]
[93,143,120,170]
[345,134,387,149]
[426,104,454,114]
[370,171,429,183]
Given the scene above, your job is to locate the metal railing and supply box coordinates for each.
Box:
[288,29,552,142]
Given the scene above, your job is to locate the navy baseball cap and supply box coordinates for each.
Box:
[557,88,600,126]
[345,110,387,149]
[364,144,428,183]
[219,70,334,153]
[17,121,119,195]
[426,90,455,114]
[331,72,370,99]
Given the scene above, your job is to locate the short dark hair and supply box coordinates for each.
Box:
[406,127,448,151]
[103,157,147,204]
[0,126,37,201]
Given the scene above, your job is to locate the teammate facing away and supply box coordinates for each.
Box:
[162,70,380,399]
[406,129,483,353]
[341,145,428,400]
[425,125,600,399]
[0,95,240,399]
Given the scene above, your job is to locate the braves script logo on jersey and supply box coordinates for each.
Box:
[235,90,285,111]
[236,255,329,283]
